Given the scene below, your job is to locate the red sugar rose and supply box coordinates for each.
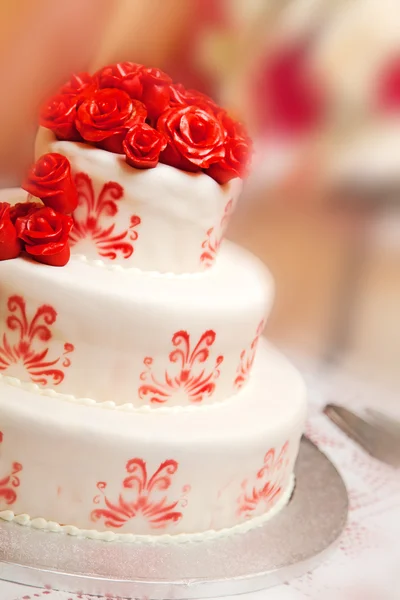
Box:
[22,153,78,214]
[76,88,147,153]
[0,203,22,260]
[40,93,80,141]
[206,136,252,184]
[10,201,43,223]
[60,72,96,97]
[123,123,167,169]
[139,67,172,120]
[95,62,144,100]
[169,83,219,115]
[157,105,225,172]
[96,63,172,121]
[16,206,73,267]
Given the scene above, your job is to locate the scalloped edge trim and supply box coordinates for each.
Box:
[71,254,213,278]
[0,475,294,545]
[0,373,247,414]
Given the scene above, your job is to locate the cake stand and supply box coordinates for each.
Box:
[0,436,348,599]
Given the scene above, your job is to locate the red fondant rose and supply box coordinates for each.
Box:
[76,88,147,153]
[169,83,219,115]
[157,105,225,172]
[139,67,172,120]
[10,201,43,223]
[0,203,22,260]
[22,153,78,214]
[96,63,171,121]
[123,124,167,169]
[40,93,80,141]
[16,207,73,267]
[218,111,249,140]
[60,72,96,97]
[206,136,252,184]
[95,62,144,99]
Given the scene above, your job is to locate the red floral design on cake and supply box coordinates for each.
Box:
[0,431,22,506]
[138,330,223,404]
[200,198,233,267]
[91,458,189,530]
[238,441,290,516]
[69,173,141,260]
[234,320,265,390]
[0,295,74,385]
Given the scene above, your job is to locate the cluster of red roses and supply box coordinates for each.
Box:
[0,153,77,266]
[40,63,252,184]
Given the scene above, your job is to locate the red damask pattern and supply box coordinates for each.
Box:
[138,330,223,404]
[200,198,233,267]
[69,173,141,260]
[238,441,290,516]
[0,295,74,385]
[91,458,189,530]
[0,431,22,506]
[234,320,264,390]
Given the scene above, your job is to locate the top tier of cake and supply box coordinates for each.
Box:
[35,128,242,274]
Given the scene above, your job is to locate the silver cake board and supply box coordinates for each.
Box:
[0,437,348,599]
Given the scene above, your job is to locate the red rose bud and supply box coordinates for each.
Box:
[40,93,80,141]
[157,105,225,171]
[206,137,252,184]
[16,207,73,267]
[22,153,78,214]
[95,62,144,99]
[76,88,147,153]
[10,201,43,224]
[123,123,167,169]
[0,202,22,260]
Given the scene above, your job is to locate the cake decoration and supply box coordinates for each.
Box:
[123,122,168,169]
[0,432,22,506]
[76,88,147,154]
[0,203,22,261]
[237,441,290,517]
[69,172,141,260]
[0,295,74,385]
[234,320,266,390]
[138,330,224,405]
[39,62,252,183]
[22,152,78,214]
[0,152,78,266]
[91,458,188,530]
[200,197,234,266]
[15,206,73,267]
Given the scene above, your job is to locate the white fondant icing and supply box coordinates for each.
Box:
[0,343,306,537]
[0,242,272,407]
[0,475,295,544]
[35,127,243,274]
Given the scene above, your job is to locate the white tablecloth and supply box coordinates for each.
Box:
[1,359,400,600]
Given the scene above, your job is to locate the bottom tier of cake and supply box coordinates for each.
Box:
[0,343,306,543]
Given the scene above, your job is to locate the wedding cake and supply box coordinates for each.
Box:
[0,63,306,542]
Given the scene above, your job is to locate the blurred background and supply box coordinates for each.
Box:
[0,0,399,388]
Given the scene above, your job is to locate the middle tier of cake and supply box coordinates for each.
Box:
[0,242,272,408]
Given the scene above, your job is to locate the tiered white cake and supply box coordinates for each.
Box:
[0,79,306,541]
